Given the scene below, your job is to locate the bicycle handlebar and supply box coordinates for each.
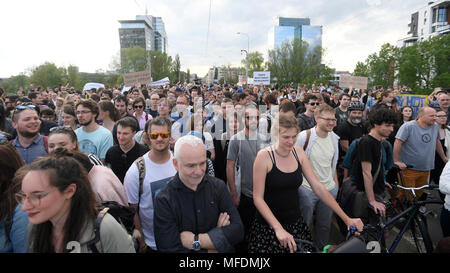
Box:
[394,184,439,191]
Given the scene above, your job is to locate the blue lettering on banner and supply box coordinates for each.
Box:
[395,95,427,118]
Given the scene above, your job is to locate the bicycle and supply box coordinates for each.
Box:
[295,226,369,253]
[359,183,443,253]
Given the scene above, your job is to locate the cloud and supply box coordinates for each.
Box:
[0,0,428,79]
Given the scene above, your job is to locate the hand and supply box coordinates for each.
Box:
[180,231,195,250]
[394,161,407,170]
[274,228,297,253]
[217,212,231,228]
[346,218,364,233]
[370,200,386,217]
[385,182,393,190]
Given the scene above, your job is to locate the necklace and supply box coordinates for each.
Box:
[275,148,290,158]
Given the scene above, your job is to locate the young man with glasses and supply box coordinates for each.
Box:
[295,104,340,250]
[297,94,319,131]
[74,99,113,164]
[105,117,149,183]
[124,117,177,253]
[147,92,160,118]
[11,104,48,164]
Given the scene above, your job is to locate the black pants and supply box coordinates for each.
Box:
[236,194,256,253]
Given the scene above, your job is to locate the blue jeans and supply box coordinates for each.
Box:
[298,184,338,251]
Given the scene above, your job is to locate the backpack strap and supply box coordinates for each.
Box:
[135,156,146,213]
[303,129,311,151]
[43,136,48,153]
[87,207,109,253]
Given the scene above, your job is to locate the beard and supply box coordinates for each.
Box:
[79,118,94,127]
[350,118,362,125]
[19,129,39,138]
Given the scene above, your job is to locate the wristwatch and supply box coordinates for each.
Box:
[192,234,201,251]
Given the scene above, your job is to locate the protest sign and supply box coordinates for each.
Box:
[238,76,247,86]
[394,94,428,118]
[148,77,170,87]
[123,70,152,87]
[253,71,271,85]
[339,75,368,90]
[83,83,105,91]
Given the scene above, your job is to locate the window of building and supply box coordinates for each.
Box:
[438,7,448,22]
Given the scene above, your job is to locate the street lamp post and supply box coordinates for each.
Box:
[237,32,249,88]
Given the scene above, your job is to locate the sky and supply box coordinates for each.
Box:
[0,0,429,79]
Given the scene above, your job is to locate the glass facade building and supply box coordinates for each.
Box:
[119,15,167,53]
[271,17,322,55]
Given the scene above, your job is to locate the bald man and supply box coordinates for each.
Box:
[153,135,244,253]
[394,107,448,201]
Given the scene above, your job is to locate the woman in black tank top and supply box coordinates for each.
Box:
[249,114,364,253]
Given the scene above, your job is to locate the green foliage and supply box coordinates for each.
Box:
[28,62,65,89]
[354,35,450,93]
[241,51,265,78]
[267,38,332,85]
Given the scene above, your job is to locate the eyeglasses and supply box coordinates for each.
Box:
[15,189,56,206]
[318,117,337,123]
[75,110,91,115]
[148,132,170,140]
[134,105,144,109]
[309,102,320,106]
[49,125,74,133]
[158,104,168,107]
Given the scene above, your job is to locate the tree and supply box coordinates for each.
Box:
[241,51,265,77]
[267,38,332,85]
[353,61,369,77]
[120,46,148,74]
[171,54,181,83]
[186,69,191,83]
[149,50,173,81]
[28,62,65,89]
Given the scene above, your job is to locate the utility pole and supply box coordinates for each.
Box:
[237,32,249,88]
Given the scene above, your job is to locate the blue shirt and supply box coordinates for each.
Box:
[12,134,47,164]
[0,205,29,253]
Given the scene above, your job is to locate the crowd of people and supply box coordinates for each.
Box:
[0,82,449,253]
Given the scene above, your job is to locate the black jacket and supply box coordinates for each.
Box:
[154,173,244,253]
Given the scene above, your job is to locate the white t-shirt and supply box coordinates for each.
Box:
[123,151,177,250]
[302,134,336,191]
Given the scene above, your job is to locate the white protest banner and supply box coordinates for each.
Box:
[253,71,271,85]
[147,77,170,87]
[123,70,152,87]
[238,76,247,86]
[339,75,368,90]
[83,83,105,91]
[121,86,132,94]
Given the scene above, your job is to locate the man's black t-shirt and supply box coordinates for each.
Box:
[105,142,149,183]
[336,120,367,147]
[351,135,385,195]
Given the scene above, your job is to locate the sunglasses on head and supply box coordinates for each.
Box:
[148,132,170,140]
[15,104,36,111]
[49,125,74,133]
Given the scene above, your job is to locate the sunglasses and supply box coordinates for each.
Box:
[15,104,36,111]
[148,132,170,140]
[49,125,74,133]
[134,105,144,109]
[309,102,320,106]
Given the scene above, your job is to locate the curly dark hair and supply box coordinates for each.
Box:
[368,107,398,127]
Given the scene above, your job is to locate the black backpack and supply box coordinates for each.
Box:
[87,201,138,252]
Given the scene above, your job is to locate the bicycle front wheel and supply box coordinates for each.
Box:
[411,215,433,253]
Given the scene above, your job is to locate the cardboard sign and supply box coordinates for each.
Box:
[123,70,152,87]
[339,75,368,90]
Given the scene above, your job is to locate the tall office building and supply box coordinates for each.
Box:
[397,0,449,47]
[269,17,322,52]
[118,15,168,71]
